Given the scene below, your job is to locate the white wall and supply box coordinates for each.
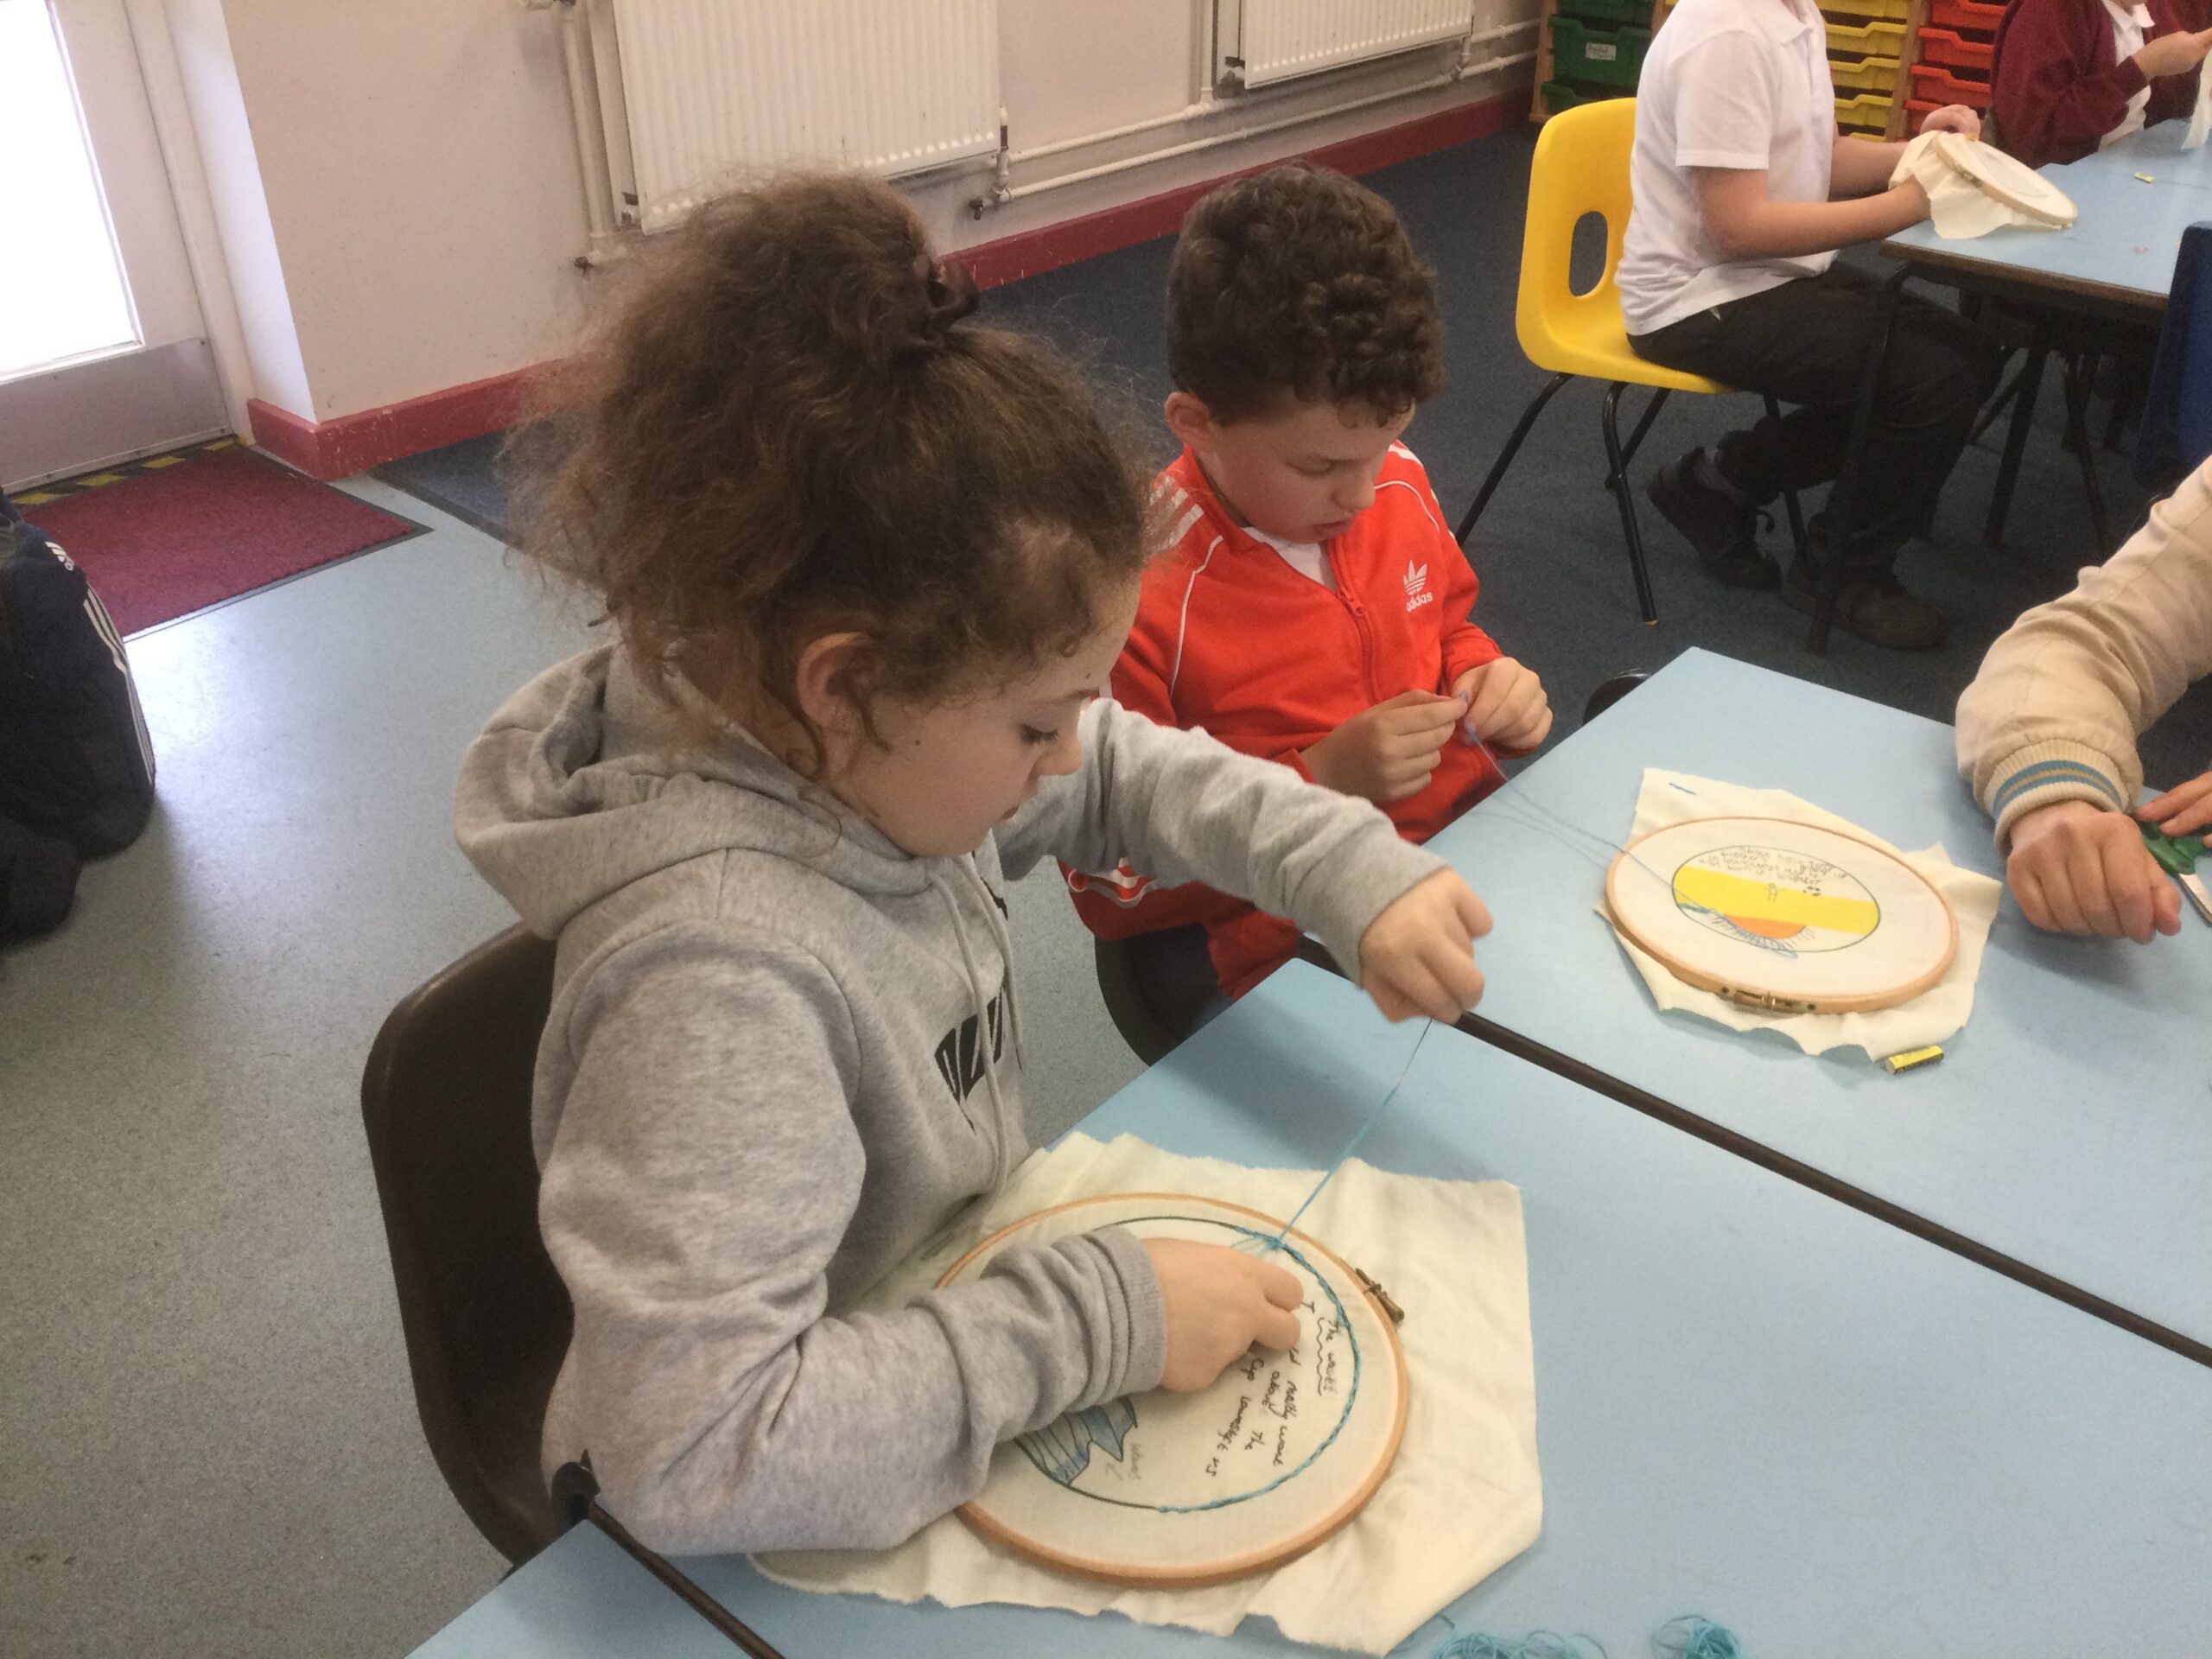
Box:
[184,0,1536,432]
[163,0,312,417]
[996,0,1198,151]
[213,0,591,422]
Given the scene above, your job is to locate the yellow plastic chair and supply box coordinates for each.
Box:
[1455,97,1806,623]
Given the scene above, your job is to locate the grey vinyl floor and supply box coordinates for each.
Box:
[0,477,1141,1657]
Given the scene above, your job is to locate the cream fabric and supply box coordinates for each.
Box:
[754,1131,1541,1656]
[1603,769,2002,1060]
[2187,49,2212,148]
[1889,132,2065,238]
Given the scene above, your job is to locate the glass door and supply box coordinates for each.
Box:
[1,0,229,491]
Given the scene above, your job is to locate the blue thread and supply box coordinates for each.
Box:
[1151,1219,1362,1513]
[1465,731,1675,894]
[1427,1618,1738,1659]
[1429,1634,1606,1659]
[1654,1618,1741,1659]
[1265,1017,1434,1249]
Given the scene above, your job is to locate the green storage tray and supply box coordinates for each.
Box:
[1553,0,1649,26]
[1548,16,1653,87]
[1541,79,1630,112]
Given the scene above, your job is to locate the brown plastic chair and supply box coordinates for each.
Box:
[1092,923,1220,1065]
[361,924,569,1564]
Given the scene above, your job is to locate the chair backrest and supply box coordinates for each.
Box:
[360,924,568,1564]
[1580,670,1651,727]
[2135,221,2212,490]
[1515,98,1640,365]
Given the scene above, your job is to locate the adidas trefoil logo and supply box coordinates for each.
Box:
[1402,559,1433,611]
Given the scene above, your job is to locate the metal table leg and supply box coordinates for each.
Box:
[1810,265,1910,654]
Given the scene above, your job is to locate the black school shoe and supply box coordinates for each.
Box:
[1645,449,1779,589]
[1780,561,1947,651]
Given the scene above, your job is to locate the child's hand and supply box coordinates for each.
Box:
[1357,868,1491,1022]
[2136,25,2212,80]
[1453,658,1553,753]
[1303,690,1465,804]
[1920,104,1983,140]
[2139,769,2212,837]
[2007,800,2180,942]
[1142,1238,1305,1391]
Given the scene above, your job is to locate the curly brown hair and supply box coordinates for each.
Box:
[1165,162,1445,425]
[512,173,1149,770]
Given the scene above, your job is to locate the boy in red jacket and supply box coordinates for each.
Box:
[1993,0,2212,166]
[1063,163,1550,999]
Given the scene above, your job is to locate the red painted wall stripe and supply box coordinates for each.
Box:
[249,365,544,481]
[250,84,1529,479]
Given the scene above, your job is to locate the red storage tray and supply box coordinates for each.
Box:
[1909,60,1992,107]
[1916,24,1994,73]
[1905,97,1941,133]
[1929,0,2007,31]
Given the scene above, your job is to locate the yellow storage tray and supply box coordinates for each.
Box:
[1822,0,1910,20]
[1834,91,1894,131]
[1828,52,1900,92]
[1825,16,1907,54]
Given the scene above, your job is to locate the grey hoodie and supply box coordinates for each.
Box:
[454,644,1447,1555]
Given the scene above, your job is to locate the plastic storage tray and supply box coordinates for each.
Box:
[1541,79,1627,111]
[1916,24,1995,73]
[1821,0,1911,18]
[1909,60,1993,106]
[1548,16,1653,86]
[1554,0,1649,26]
[1824,16,1907,55]
[1828,52,1901,92]
[1834,91,1895,131]
[1929,0,2008,30]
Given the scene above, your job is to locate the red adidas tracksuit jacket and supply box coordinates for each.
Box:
[1063,442,1504,997]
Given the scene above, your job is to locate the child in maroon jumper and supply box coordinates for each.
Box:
[1993,0,2212,166]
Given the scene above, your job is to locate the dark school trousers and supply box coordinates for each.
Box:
[1628,263,2003,578]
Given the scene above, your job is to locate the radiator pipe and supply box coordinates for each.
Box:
[553,0,619,253]
[969,48,1536,215]
[1001,20,1538,172]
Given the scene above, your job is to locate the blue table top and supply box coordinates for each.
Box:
[1421,646,2212,1356]
[1885,123,2212,306]
[409,1520,734,1658]
[617,963,2212,1656]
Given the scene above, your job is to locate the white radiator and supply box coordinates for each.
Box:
[593,0,1001,234]
[1217,0,1477,89]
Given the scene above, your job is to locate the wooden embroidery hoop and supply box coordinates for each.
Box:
[937,1192,1409,1589]
[1605,816,1959,1015]
[1928,132,2079,228]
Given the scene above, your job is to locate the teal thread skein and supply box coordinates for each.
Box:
[1428,1618,1739,1659]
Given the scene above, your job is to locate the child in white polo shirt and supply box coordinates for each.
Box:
[1618,0,2004,651]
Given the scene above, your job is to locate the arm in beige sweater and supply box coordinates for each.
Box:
[1956,456,2212,852]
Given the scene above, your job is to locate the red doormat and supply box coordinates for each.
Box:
[13,441,426,635]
